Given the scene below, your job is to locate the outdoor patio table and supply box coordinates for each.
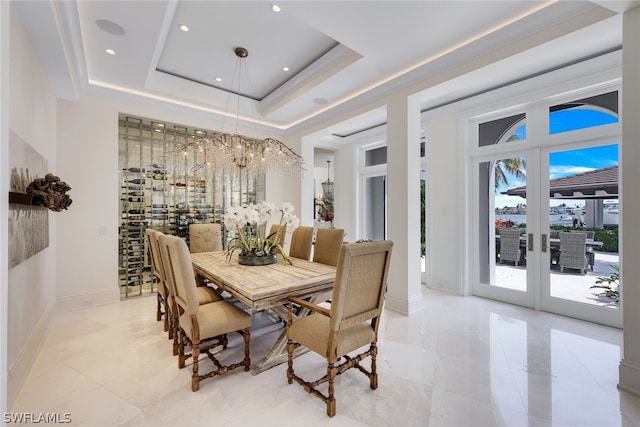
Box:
[191,251,336,374]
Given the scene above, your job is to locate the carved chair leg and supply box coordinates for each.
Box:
[243,328,251,371]
[191,343,200,392]
[156,295,162,322]
[178,329,187,369]
[168,313,174,339]
[163,300,169,332]
[327,362,337,417]
[370,343,378,390]
[172,319,179,356]
[286,339,294,384]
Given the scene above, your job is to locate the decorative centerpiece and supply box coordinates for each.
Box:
[223,201,300,266]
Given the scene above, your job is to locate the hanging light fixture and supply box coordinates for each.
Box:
[177,47,304,175]
[321,160,334,200]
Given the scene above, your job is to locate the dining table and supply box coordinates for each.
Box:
[190,251,336,374]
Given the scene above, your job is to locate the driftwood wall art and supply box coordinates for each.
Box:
[8,130,49,268]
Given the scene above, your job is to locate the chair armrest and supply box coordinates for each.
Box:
[287,296,330,317]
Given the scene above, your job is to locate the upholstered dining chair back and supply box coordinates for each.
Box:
[312,228,345,266]
[162,235,201,315]
[159,234,252,392]
[330,240,393,333]
[289,226,314,260]
[286,240,393,417]
[189,223,223,253]
[146,228,168,328]
[158,231,224,355]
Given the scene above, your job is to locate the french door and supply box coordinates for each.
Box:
[472,141,621,327]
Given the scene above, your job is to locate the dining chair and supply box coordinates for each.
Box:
[498,228,522,266]
[189,223,223,253]
[154,230,225,355]
[286,240,393,417]
[161,234,251,391]
[559,231,588,274]
[289,226,314,260]
[313,228,345,266]
[145,228,168,332]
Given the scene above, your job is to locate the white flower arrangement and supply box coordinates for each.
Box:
[223,201,300,265]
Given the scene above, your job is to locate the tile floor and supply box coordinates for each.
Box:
[10,286,640,426]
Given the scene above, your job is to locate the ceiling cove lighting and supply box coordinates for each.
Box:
[177,47,303,175]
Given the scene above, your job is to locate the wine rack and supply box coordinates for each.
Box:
[118,114,265,299]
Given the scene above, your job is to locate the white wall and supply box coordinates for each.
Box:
[7,5,58,406]
[424,114,462,294]
[0,0,9,416]
[56,94,292,310]
[619,6,640,396]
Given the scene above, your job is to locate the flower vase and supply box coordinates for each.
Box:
[238,252,278,266]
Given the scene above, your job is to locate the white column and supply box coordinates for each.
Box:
[385,94,424,315]
[299,138,315,226]
[619,5,640,396]
[0,0,8,415]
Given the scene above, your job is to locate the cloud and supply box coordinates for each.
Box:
[549,165,595,180]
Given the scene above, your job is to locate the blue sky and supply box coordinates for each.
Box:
[495,109,618,209]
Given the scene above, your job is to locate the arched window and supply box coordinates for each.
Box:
[549,91,618,134]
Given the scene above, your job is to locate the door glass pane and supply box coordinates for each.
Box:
[365,176,386,240]
[547,144,619,309]
[479,156,527,290]
[365,147,387,166]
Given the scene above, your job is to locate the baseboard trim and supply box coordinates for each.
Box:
[385,292,424,316]
[7,307,53,409]
[619,358,640,396]
[56,288,119,312]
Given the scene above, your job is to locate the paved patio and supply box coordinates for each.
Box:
[495,251,620,308]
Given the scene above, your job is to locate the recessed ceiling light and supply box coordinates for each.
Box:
[271,4,281,12]
[215,77,222,82]
[105,49,116,55]
[179,24,189,32]
[313,98,328,105]
[282,67,290,72]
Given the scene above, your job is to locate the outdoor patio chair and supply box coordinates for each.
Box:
[572,230,596,270]
[286,240,393,417]
[498,228,522,266]
[559,231,588,274]
[161,234,251,391]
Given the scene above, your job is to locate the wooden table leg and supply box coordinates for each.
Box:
[251,291,331,375]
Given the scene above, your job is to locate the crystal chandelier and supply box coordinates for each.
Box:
[177,47,304,175]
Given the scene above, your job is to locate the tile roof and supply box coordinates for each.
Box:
[503,165,618,199]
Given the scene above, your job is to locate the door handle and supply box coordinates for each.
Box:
[541,234,547,253]
[528,233,534,251]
